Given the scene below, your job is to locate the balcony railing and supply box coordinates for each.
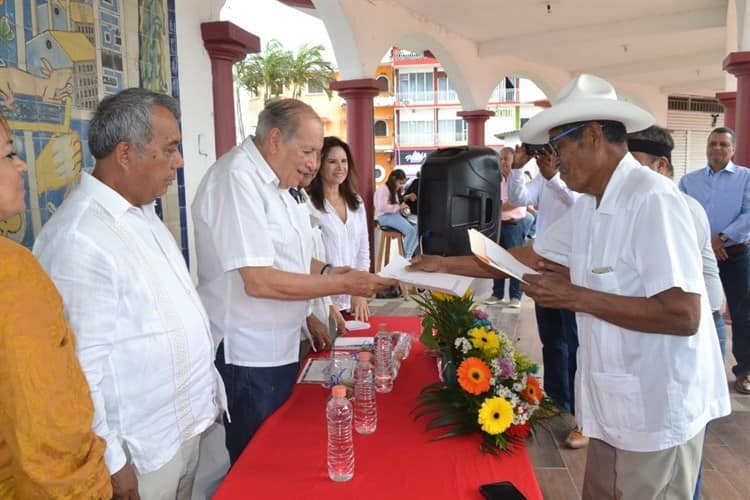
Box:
[490,87,519,102]
[437,89,459,103]
[398,132,435,145]
[437,130,468,144]
[397,89,435,104]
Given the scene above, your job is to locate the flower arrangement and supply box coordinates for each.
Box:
[412,290,552,454]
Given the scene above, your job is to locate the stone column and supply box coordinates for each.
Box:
[201,21,260,157]
[330,78,386,270]
[715,91,737,130]
[724,52,750,165]
[457,109,494,146]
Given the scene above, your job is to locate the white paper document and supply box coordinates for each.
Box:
[468,229,538,283]
[297,357,356,384]
[344,320,370,332]
[379,254,473,297]
[333,336,374,349]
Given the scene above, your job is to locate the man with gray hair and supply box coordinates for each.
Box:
[192,98,395,464]
[486,146,529,307]
[34,88,226,499]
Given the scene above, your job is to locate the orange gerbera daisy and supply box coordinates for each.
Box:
[520,375,542,404]
[457,357,492,395]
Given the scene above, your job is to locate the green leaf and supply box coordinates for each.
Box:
[420,318,438,348]
[425,411,469,430]
[431,424,475,440]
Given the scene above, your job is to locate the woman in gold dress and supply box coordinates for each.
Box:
[0,111,111,498]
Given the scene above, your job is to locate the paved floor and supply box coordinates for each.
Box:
[368,292,750,500]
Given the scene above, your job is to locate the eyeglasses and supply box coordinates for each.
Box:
[547,123,587,155]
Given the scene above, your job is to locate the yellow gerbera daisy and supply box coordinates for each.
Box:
[468,327,500,353]
[457,357,492,395]
[477,397,514,435]
[431,291,453,302]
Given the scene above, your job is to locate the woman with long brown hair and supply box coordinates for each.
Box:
[374,168,418,258]
[308,137,371,320]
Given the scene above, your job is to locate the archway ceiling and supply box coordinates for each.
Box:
[280,0,731,98]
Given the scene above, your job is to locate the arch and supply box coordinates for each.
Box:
[376,74,389,92]
[311,0,367,79]
[374,119,388,136]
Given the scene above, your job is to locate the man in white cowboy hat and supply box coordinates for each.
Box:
[410,74,730,499]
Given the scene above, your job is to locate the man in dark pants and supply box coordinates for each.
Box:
[679,127,750,395]
[507,150,582,447]
[192,99,395,464]
[487,147,528,307]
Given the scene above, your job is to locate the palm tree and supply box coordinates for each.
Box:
[234,39,334,102]
[288,44,335,99]
[235,39,293,102]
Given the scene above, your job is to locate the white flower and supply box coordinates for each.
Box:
[454,337,473,354]
[495,385,513,399]
[512,373,527,393]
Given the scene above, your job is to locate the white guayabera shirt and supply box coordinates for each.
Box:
[192,137,313,367]
[534,153,730,452]
[507,168,578,237]
[34,173,225,474]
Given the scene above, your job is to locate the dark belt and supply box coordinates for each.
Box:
[713,310,721,320]
[725,243,748,256]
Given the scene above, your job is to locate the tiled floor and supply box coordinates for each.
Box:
[368,293,750,500]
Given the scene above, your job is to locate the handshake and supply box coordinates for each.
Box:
[326,264,398,298]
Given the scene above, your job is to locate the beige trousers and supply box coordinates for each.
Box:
[582,428,705,500]
[137,432,201,500]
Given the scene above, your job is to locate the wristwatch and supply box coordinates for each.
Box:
[718,233,729,243]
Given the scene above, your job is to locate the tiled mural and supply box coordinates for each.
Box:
[0,0,187,262]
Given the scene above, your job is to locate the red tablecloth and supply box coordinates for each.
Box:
[214,316,542,500]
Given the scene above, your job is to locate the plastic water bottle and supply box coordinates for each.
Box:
[327,385,354,481]
[353,351,377,434]
[374,323,394,393]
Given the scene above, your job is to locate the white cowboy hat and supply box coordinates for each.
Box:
[519,74,655,145]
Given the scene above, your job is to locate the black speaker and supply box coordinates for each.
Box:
[417,146,501,256]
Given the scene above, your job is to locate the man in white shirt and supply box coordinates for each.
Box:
[34,89,226,499]
[191,98,395,464]
[410,74,730,499]
[507,149,584,448]
[628,124,726,500]
[628,125,727,357]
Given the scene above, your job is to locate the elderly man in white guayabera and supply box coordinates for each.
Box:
[410,74,730,500]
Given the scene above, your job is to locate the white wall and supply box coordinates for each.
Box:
[175,0,225,277]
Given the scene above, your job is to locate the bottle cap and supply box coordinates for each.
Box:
[331,385,347,398]
[357,351,372,361]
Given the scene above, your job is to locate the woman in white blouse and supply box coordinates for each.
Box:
[308,137,371,320]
